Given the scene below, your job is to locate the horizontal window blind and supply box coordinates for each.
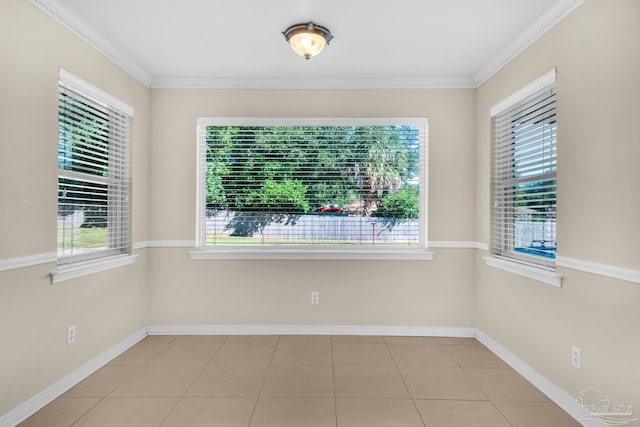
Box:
[493,81,557,269]
[57,74,131,266]
[197,119,427,248]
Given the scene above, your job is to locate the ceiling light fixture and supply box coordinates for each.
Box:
[283,22,333,60]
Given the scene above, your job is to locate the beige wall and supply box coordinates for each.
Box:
[148,88,478,327]
[149,249,476,327]
[0,0,150,415]
[475,0,640,414]
[149,88,476,241]
[3,0,639,422]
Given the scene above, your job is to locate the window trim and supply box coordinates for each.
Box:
[53,69,134,282]
[484,256,562,287]
[190,247,433,261]
[490,69,556,117]
[488,69,559,279]
[194,117,431,260]
[51,254,138,284]
[58,69,134,116]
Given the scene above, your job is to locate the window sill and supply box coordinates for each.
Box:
[484,256,562,287]
[190,247,434,261]
[51,254,138,284]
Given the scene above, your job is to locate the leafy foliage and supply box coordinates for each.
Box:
[204,125,421,236]
[246,179,310,213]
[515,179,556,220]
[58,92,110,228]
[374,186,419,219]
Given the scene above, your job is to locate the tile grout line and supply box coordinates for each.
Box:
[442,343,494,403]
[134,337,183,426]
[26,336,574,426]
[70,336,177,427]
[442,343,516,427]
[489,401,518,427]
[67,397,103,427]
[245,335,280,427]
[157,335,230,426]
[331,336,338,427]
[383,338,428,427]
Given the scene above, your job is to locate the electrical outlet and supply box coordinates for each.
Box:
[67,325,76,345]
[571,345,581,369]
[311,291,319,305]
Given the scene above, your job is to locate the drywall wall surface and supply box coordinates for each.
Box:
[0,0,151,416]
[475,0,640,417]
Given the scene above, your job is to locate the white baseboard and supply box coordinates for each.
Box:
[476,330,604,427]
[1,326,605,427]
[146,324,477,337]
[0,328,147,427]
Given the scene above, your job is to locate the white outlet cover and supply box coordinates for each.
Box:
[67,325,76,345]
[311,292,319,304]
[571,345,581,369]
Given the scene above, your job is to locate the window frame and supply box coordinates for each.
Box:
[192,117,432,260]
[487,69,562,287]
[52,69,136,283]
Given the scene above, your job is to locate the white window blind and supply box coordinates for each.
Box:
[197,118,427,249]
[57,71,131,266]
[492,75,557,270]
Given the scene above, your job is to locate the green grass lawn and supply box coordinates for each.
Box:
[58,227,107,250]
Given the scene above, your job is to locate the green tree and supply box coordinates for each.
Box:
[204,124,420,236]
[345,126,416,214]
[374,186,419,219]
[514,179,556,219]
[246,179,309,213]
[205,161,228,209]
[58,92,110,228]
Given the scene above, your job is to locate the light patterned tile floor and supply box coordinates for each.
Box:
[18,335,582,427]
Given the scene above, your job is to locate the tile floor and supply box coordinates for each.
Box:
[19,335,581,427]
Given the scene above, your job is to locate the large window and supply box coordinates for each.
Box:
[196,118,428,254]
[492,71,557,270]
[57,70,132,267]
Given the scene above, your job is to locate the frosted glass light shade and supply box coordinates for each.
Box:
[283,22,333,60]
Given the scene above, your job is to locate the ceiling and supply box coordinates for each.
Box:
[37,0,582,88]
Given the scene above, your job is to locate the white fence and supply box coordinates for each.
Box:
[206,212,419,244]
[514,220,556,249]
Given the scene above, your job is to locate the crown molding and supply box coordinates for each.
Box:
[28,0,153,86]
[473,0,586,86]
[30,0,584,90]
[149,77,476,90]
